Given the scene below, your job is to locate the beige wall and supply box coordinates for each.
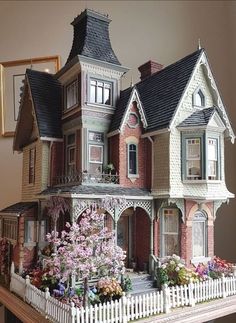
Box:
[0,1,235,268]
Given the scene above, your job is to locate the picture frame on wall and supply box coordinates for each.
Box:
[0,55,60,137]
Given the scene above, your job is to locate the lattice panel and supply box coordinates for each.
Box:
[117,199,152,220]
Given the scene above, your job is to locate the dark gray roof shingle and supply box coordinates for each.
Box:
[0,202,37,215]
[66,9,120,66]
[178,107,215,127]
[110,49,204,134]
[26,69,62,139]
[40,185,151,197]
[110,87,133,132]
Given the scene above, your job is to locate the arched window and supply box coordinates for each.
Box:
[193,88,205,107]
[192,211,207,258]
[161,208,180,257]
[128,143,138,175]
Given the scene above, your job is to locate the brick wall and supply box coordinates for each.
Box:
[117,103,148,188]
[182,200,214,266]
[12,206,38,270]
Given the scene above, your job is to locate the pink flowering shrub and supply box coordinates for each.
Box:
[45,209,126,284]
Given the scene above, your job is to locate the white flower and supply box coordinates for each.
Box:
[161,264,167,269]
[170,260,175,265]
[175,266,180,272]
[173,254,180,261]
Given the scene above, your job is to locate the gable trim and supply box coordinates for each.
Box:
[120,87,148,133]
[169,50,205,131]
[170,50,235,143]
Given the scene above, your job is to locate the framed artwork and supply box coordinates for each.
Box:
[0,55,60,137]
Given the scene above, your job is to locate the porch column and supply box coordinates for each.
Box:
[149,200,155,274]
[114,206,119,244]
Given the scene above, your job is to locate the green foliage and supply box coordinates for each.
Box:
[121,275,132,292]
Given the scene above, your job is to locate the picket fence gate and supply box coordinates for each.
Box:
[10,267,236,323]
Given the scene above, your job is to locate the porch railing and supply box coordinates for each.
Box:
[53,171,119,186]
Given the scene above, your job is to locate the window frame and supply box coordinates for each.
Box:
[2,217,18,243]
[65,133,76,175]
[65,79,78,110]
[29,147,36,184]
[192,211,208,259]
[127,143,138,177]
[160,208,180,258]
[88,130,104,174]
[207,137,219,180]
[182,132,221,182]
[89,78,113,106]
[192,87,205,108]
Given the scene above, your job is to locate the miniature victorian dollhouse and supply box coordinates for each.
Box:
[0,9,234,275]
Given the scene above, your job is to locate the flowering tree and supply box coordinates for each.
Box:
[45,208,126,305]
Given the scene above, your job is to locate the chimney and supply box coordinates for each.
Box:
[138,60,163,81]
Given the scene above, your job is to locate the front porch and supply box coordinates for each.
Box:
[68,193,156,274]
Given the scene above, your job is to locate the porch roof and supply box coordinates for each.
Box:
[0,202,37,216]
[40,185,151,198]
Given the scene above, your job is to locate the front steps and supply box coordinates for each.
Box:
[128,273,157,296]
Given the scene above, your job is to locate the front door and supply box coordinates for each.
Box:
[117,214,132,267]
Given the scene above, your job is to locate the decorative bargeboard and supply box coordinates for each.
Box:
[0,56,60,137]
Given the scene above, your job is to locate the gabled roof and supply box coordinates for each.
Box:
[66,9,120,66]
[0,202,37,215]
[109,87,134,133]
[109,49,203,134]
[14,69,62,151]
[26,69,62,139]
[178,107,216,127]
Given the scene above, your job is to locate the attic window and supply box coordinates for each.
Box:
[193,88,205,107]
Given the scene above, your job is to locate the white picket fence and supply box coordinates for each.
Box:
[10,269,236,323]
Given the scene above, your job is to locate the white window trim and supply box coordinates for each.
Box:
[88,78,113,107]
[192,211,208,259]
[127,143,138,177]
[160,208,180,258]
[192,86,206,108]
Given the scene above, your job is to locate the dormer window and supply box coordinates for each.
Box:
[90,79,112,105]
[66,79,78,109]
[193,88,205,107]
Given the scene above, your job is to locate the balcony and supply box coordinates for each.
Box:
[53,171,119,186]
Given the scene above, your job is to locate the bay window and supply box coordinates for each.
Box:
[182,133,220,181]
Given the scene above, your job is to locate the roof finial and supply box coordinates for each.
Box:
[130,75,134,87]
[198,38,201,50]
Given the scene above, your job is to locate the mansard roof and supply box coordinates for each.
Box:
[178,107,216,127]
[110,49,204,134]
[66,9,120,66]
[26,69,62,139]
[0,202,37,215]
